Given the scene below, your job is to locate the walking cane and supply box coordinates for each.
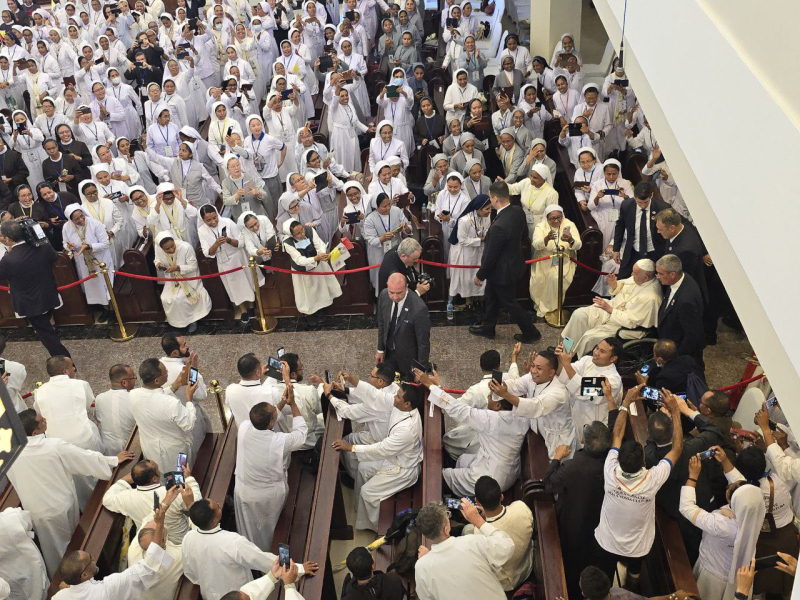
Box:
[100,262,139,341]
[248,257,277,334]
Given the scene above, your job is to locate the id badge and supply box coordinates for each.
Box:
[525,211,534,224]
[470,70,480,83]
[165,146,173,157]
[551,254,560,266]
[609,208,619,222]
[58,182,67,192]
[240,201,251,212]
[383,240,392,252]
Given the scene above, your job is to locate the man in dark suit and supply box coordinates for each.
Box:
[612,182,669,279]
[655,254,705,367]
[642,339,701,394]
[469,181,540,342]
[0,220,69,356]
[655,208,708,303]
[183,0,206,20]
[376,273,431,377]
[0,136,30,210]
[377,238,430,296]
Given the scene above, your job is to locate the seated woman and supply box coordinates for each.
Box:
[238,211,279,265]
[588,158,633,248]
[508,163,558,238]
[447,193,490,312]
[362,192,410,293]
[414,96,445,152]
[339,181,372,241]
[520,137,556,182]
[496,128,525,184]
[221,154,268,222]
[79,179,125,269]
[423,153,450,203]
[154,231,212,333]
[530,205,581,319]
[463,159,491,200]
[491,56,523,105]
[282,218,342,329]
[62,203,113,323]
[450,132,485,176]
[198,204,257,323]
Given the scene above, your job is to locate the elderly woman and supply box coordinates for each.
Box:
[154,231,212,333]
[63,202,113,322]
[339,180,372,241]
[521,137,556,182]
[221,154,268,221]
[423,153,450,202]
[443,68,478,124]
[128,186,154,238]
[463,159,491,200]
[448,193,491,310]
[588,158,633,247]
[450,132,485,176]
[238,211,279,265]
[276,189,322,239]
[282,218,342,328]
[434,172,470,262]
[198,204,256,322]
[508,164,558,239]
[530,205,581,319]
[362,192,410,292]
[496,128,524,184]
[492,55,523,105]
[78,179,124,269]
[302,149,340,244]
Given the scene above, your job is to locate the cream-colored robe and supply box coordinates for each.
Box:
[529,217,582,317]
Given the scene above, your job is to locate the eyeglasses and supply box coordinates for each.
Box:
[84,190,99,197]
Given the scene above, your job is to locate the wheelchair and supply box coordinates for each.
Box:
[613,326,659,377]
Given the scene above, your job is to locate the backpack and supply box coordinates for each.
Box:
[385,509,422,576]
[685,371,708,404]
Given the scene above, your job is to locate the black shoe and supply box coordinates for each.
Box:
[240,310,251,323]
[515,331,542,343]
[96,308,111,324]
[339,470,356,489]
[469,325,495,339]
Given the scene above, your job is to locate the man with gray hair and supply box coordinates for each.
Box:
[414,500,514,600]
[377,237,431,296]
[561,258,662,357]
[655,254,705,366]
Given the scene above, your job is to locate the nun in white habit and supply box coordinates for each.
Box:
[146,182,200,249]
[434,171,470,262]
[62,202,113,308]
[237,210,279,265]
[339,180,372,241]
[587,158,633,248]
[153,230,213,332]
[78,179,125,269]
[198,204,257,321]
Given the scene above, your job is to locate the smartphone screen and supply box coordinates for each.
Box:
[188,367,199,386]
[444,496,461,510]
[766,395,778,408]
[698,448,717,461]
[153,491,160,512]
[278,543,290,567]
[324,370,331,384]
[562,337,575,354]
[0,358,6,375]
[164,472,177,490]
[268,357,282,371]
[221,226,227,237]
[580,377,604,397]
[639,363,651,375]
[277,346,285,358]
[641,386,660,401]
[177,452,188,471]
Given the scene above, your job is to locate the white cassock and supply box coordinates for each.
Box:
[129,386,198,476]
[127,539,184,600]
[33,376,103,508]
[51,543,175,600]
[562,276,663,358]
[93,389,136,455]
[282,225,342,315]
[442,375,492,460]
[236,572,304,600]
[146,202,200,249]
[267,380,324,451]
[0,507,49,600]
[81,198,126,271]
[62,216,115,306]
[225,379,283,427]
[504,372,578,459]
[429,385,530,496]
[234,416,308,551]
[415,523,515,600]
[160,357,211,454]
[347,407,423,531]
[182,526,306,600]
[333,380,398,448]
[556,357,622,445]
[102,476,201,545]
[198,216,255,305]
[3,358,27,413]
[154,238,213,328]
[529,218,582,318]
[6,435,117,577]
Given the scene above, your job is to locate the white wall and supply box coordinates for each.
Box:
[591,1,800,439]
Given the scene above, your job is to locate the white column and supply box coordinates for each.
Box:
[529,0,582,61]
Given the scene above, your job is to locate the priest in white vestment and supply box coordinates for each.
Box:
[331,383,424,531]
[264,353,324,451]
[225,353,284,427]
[227,560,305,600]
[94,364,137,455]
[127,526,184,600]
[154,231,213,332]
[493,350,578,459]
[0,507,49,600]
[561,259,663,357]
[235,392,308,552]
[129,358,200,475]
[8,410,131,578]
[0,337,28,413]
[33,355,103,509]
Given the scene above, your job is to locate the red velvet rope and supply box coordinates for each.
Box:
[418,256,552,269]
[113,266,246,282]
[0,272,99,292]
[717,373,765,392]
[569,258,613,276]
[260,264,380,275]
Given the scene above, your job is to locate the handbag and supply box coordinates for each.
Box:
[760,476,777,533]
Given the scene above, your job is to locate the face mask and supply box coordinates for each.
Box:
[252,23,262,31]
[391,77,403,87]
[110,76,120,85]
[214,23,222,31]
[294,238,311,249]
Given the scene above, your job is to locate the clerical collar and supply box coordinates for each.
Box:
[198,525,222,534]
[137,482,161,491]
[486,506,506,522]
[239,379,262,387]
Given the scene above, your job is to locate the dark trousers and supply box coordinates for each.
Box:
[619,249,661,279]
[594,544,644,583]
[481,280,536,336]
[27,312,70,357]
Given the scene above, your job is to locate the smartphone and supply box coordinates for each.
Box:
[177,452,188,471]
[0,358,6,375]
[412,358,431,374]
[491,369,503,386]
[164,471,177,490]
[221,226,227,237]
[754,555,781,571]
[641,386,661,401]
[580,376,605,397]
[568,122,582,136]
[278,543,290,568]
[766,394,779,408]
[226,126,233,137]
[698,448,717,461]
[277,346,285,358]
[730,428,758,442]
[324,370,331,384]
[639,363,651,375]
[95,57,105,64]
[440,210,450,216]
[188,367,199,386]
[173,472,185,486]
[603,188,620,196]
[153,490,160,512]
[562,336,575,354]
[268,356,282,371]
[177,51,189,59]
[444,495,474,509]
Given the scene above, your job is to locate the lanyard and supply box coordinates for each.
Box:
[469,178,480,196]
[583,166,595,183]
[158,124,171,146]
[19,203,32,217]
[216,117,227,142]
[380,140,392,161]
[378,212,390,233]
[180,159,192,184]
[606,179,618,207]
[390,102,397,121]
[45,116,56,137]
[558,92,569,115]
[378,180,392,198]
[86,123,98,141]
[423,115,434,140]
[251,132,264,157]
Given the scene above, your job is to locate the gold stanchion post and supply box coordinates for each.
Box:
[100,262,139,342]
[209,379,229,429]
[248,257,277,334]
[545,248,570,328]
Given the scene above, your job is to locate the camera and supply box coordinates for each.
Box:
[18,217,48,247]
[418,272,434,289]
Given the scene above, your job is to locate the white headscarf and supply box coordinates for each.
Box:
[530,163,552,187]
[725,484,766,593]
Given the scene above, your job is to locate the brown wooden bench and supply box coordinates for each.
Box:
[626,399,699,597]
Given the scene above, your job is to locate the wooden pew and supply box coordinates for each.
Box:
[52,251,94,327]
[46,428,143,598]
[421,401,443,548]
[626,399,699,597]
[0,477,20,510]
[114,240,165,323]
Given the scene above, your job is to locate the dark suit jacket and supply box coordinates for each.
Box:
[665,224,708,303]
[376,288,431,375]
[613,196,670,272]
[476,204,528,285]
[184,0,206,19]
[377,249,419,294]
[0,148,30,207]
[0,240,60,317]
[57,140,93,181]
[657,273,705,359]
[42,153,83,197]
[647,355,700,394]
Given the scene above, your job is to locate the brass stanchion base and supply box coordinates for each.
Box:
[544,309,570,328]
[250,316,278,334]
[109,322,140,342]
